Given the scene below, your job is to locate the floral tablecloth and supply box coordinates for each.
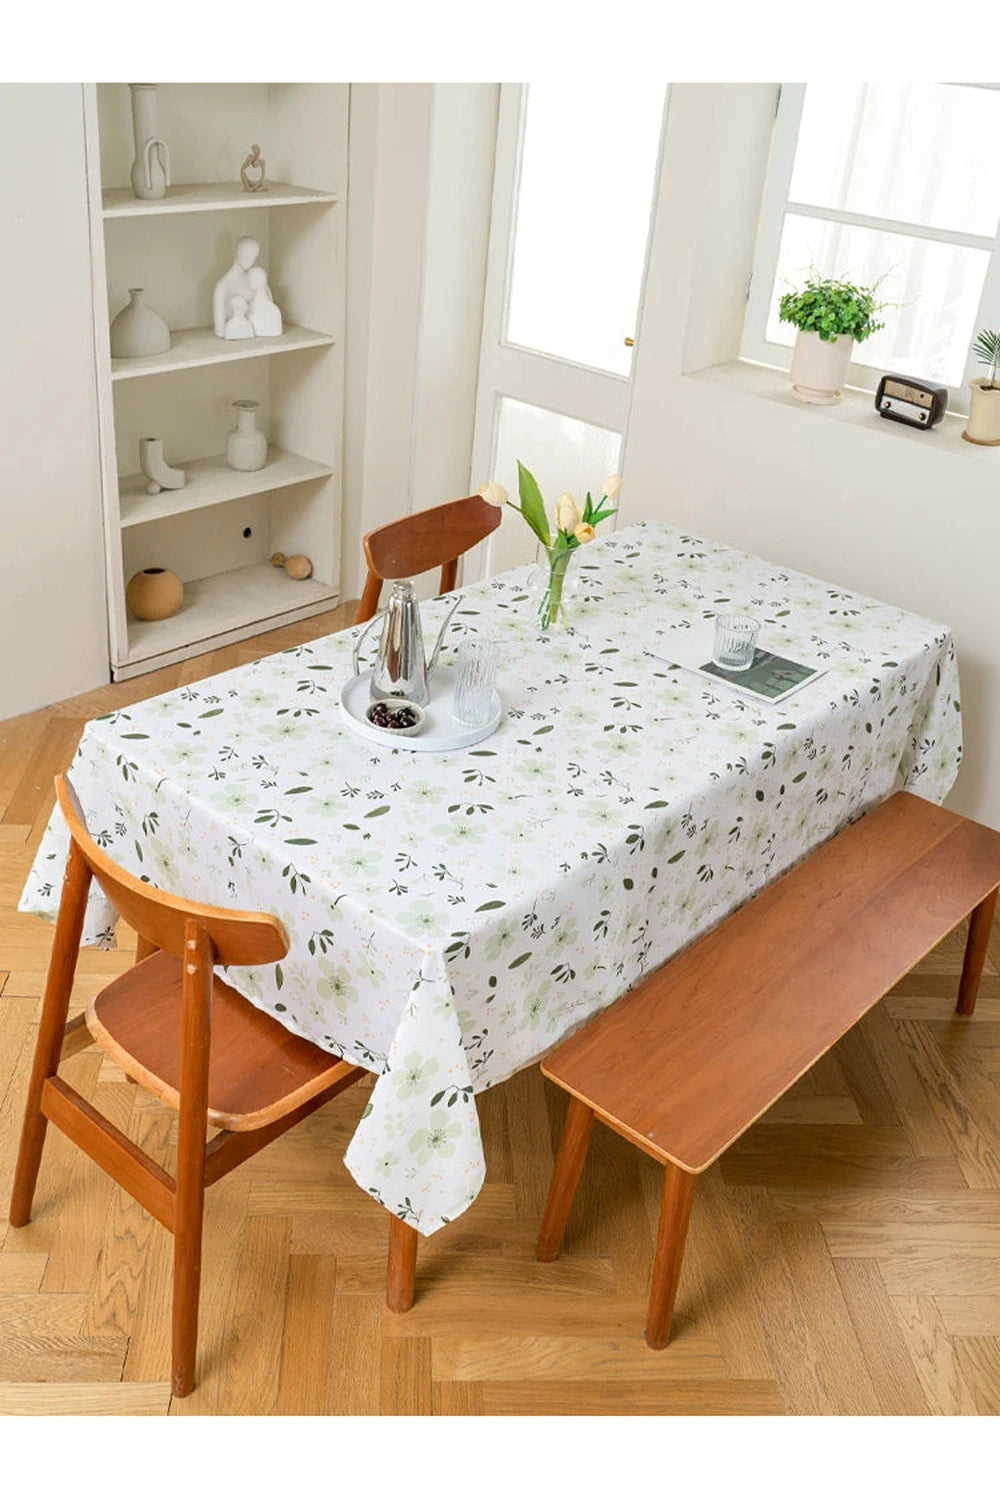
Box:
[21,523,963,1233]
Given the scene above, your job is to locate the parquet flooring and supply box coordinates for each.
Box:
[1,605,999,1416]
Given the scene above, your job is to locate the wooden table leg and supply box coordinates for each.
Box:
[386,1214,418,1312]
[957,887,998,1016]
[537,1096,596,1262]
[645,1162,696,1349]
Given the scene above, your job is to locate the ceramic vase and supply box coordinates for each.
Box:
[789,329,854,405]
[225,399,268,471]
[129,83,170,201]
[138,438,185,494]
[963,379,1000,446]
[110,289,170,359]
[126,567,184,621]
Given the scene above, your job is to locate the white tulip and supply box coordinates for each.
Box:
[478,480,509,508]
[556,493,581,532]
[601,475,622,501]
[574,522,596,544]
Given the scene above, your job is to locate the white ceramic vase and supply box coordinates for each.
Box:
[225,400,268,471]
[789,329,854,405]
[129,84,170,201]
[963,378,1000,446]
[110,289,170,358]
[138,438,185,494]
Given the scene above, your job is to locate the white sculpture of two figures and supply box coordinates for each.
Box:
[213,238,283,341]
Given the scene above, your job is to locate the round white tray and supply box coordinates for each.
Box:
[340,666,502,752]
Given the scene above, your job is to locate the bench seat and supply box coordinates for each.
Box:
[536,791,1000,1347]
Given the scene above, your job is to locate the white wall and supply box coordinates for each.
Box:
[341,83,497,605]
[622,84,1000,828]
[0,85,108,718]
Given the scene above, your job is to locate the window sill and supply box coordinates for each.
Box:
[685,359,992,460]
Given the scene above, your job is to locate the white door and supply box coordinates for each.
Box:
[470,81,668,575]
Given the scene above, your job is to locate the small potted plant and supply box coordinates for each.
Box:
[779,274,886,405]
[964,329,1000,446]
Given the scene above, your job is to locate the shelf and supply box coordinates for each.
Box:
[103,182,336,217]
[110,324,335,381]
[124,562,339,665]
[119,448,333,528]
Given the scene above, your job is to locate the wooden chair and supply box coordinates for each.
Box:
[9,774,368,1397]
[356,493,502,623]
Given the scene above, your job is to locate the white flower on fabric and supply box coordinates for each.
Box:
[316,959,358,1015]
[478,480,509,508]
[556,493,581,532]
[601,475,622,500]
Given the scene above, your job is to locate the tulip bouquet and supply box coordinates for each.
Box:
[479,463,620,632]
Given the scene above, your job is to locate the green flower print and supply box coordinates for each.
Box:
[316,959,358,1015]
[408,1109,462,1163]
[393,1052,439,1100]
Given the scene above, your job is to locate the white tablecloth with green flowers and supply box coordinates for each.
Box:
[20,523,963,1234]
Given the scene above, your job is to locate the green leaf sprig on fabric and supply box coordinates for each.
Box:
[778,274,887,344]
[479,464,620,631]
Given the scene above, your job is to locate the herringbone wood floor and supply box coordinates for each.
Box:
[1,605,999,1417]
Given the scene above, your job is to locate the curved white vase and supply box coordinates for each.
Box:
[138,438,185,494]
[129,83,170,201]
[110,289,170,359]
[789,330,854,405]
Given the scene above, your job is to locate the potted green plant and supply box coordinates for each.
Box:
[964,329,1000,445]
[778,274,886,405]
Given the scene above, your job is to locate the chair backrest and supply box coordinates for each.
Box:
[356,493,502,622]
[54,774,288,967]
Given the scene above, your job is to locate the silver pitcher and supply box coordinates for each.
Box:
[354,581,463,706]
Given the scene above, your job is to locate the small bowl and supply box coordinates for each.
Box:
[365,698,426,736]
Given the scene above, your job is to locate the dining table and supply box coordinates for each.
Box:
[20,521,964,1237]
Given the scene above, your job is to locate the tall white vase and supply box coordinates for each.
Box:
[789,330,854,405]
[129,84,170,201]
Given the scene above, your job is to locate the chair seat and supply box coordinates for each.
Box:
[86,950,355,1131]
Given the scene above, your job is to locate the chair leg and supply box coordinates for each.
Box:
[644,1162,697,1349]
[171,1167,206,1398]
[10,842,91,1228]
[171,920,212,1397]
[957,888,998,1017]
[536,1095,596,1262]
[386,1214,418,1312]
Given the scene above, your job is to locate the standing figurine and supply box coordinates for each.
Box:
[240,144,267,192]
[213,237,283,340]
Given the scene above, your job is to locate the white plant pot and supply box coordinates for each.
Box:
[963,378,1000,446]
[789,330,855,405]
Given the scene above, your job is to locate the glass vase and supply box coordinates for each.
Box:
[530,544,579,634]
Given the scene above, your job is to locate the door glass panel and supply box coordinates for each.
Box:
[789,84,1000,238]
[505,83,666,376]
[767,213,990,387]
[488,396,622,574]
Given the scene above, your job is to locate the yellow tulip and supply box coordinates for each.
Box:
[574,522,596,544]
[556,493,581,532]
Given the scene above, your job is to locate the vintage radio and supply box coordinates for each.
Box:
[875,374,948,430]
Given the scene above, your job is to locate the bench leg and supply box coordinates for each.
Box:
[957,887,998,1017]
[386,1214,418,1312]
[645,1163,697,1349]
[537,1096,596,1262]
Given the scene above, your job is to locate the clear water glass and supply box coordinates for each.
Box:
[712,614,760,672]
[453,639,500,727]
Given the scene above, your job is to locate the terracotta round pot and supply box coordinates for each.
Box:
[963,378,1000,446]
[789,329,854,405]
[126,567,184,621]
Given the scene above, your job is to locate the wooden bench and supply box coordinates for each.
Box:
[536,791,1000,1348]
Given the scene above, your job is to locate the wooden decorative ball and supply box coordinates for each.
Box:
[271,551,313,580]
[126,567,184,621]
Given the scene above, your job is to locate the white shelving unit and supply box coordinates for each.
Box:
[84,83,348,680]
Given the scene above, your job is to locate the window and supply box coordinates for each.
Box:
[742,83,1000,412]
